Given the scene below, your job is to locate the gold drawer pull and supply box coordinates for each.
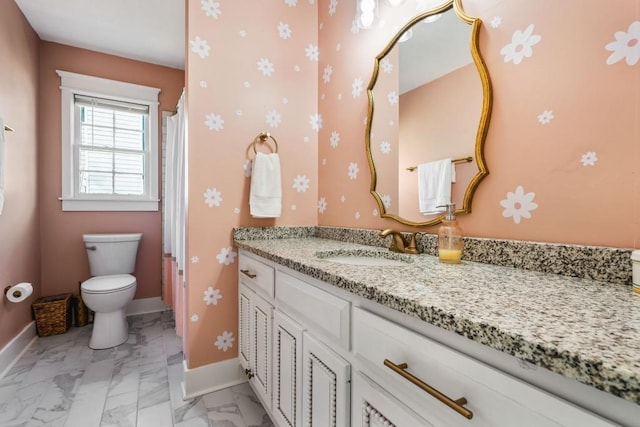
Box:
[240,269,257,279]
[384,359,473,420]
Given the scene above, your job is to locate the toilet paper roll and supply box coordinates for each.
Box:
[5,282,33,303]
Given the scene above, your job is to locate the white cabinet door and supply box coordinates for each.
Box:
[239,283,252,370]
[251,291,273,406]
[352,372,435,427]
[272,310,305,427]
[302,332,350,427]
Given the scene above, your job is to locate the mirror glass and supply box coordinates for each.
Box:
[366,0,491,227]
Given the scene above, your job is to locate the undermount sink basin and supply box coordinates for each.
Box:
[315,249,413,267]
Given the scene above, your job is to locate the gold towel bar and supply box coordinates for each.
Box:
[3,124,14,132]
[251,132,278,154]
[406,156,472,172]
[384,359,473,419]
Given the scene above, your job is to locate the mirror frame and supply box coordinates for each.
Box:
[365,0,492,227]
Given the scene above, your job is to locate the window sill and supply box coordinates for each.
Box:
[60,198,159,212]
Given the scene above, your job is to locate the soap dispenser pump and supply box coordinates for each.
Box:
[437,203,463,264]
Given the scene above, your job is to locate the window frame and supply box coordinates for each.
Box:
[57,70,161,211]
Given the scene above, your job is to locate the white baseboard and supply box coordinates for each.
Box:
[0,321,37,380]
[182,357,246,399]
[126,296,169,316]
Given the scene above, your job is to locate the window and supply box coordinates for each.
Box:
[57,71,160,211]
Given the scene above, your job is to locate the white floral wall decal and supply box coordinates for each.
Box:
[379,141,391,154]
[500,24,541,64]
[265,110,282,128]
[215,331,234,351]
[203,286,222,305]
[329,0,338,15]
[284,0,297,7]
[200,80,208,88]
[500,186,538,224]
[201,0,221,19]
[323,65,333,83]
[293,175,310,192]
[309,113,323,132]
[354,212,361,219]
[381,194,391,209]
[191,314,199,322]
[381,58,393,73]
[388,91,399,105]
[205,113,224,131]
[305,44,320,61]
[373,208,379,216]
[204,188,223,207]
[352,77,364,98]
[581,151,598,166]
[191,256,200,264]
[243,160,252,178]
[318,197,327,213]
[190,36,211,59]
[491,16,502,29]
[329,131,340,148]
[278,22,292,39]
[216,247,237,265]
[605,21,640,65]
[348,162,360,180]
[257,58,275,77]
[537,110,554,124]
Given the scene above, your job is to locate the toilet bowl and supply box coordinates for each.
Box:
[81,233,142,349]
[81,274,137,349]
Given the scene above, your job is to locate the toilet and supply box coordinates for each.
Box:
[81,233,142,349]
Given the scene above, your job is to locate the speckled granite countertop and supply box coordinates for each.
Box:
[233,235,640,405]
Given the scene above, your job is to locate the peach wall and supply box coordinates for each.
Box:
[38,42,184,299]
[186,0,638,370]
[318,0,640,249]
[0,2,41,349]
[186,2,318,368]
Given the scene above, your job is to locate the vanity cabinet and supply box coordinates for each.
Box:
[272,310,304,427]
[302,332,351,427]
[239,251,351,427]
[352,307,615,427]
[238,282,273,405]
[238,254,276,406]
[238,250,618,427]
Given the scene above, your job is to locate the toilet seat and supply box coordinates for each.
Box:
[81,274,136,294]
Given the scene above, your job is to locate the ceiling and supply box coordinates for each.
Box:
[14,0,185,70]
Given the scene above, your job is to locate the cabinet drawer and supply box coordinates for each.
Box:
[353,307,614,427]
[276,271,350,349]
[239,252,275,298]
[352,371,432,427]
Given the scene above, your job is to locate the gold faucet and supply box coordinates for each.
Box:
[380,229,419,254]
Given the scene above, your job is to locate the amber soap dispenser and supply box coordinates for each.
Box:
[437,204,463,264]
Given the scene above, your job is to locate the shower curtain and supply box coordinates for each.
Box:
[163,90,186,338]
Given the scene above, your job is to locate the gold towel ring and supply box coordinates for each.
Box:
[252,132,278,154]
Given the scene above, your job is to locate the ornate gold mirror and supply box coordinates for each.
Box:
[366,0,492,227]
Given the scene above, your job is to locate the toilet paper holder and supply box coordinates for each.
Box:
[4,285,22,298]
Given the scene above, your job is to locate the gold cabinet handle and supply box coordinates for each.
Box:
[240,269,257,279]
[384,359,473,420]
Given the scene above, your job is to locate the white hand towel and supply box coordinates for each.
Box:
[418,158,452,215]
[250,152,282,218]
[0,117,5,215]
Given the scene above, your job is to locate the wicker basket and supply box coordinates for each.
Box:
[32,293,72,337]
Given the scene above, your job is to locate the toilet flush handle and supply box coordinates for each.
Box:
[85,245,97,251]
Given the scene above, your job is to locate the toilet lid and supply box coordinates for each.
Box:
[81,274,136,294]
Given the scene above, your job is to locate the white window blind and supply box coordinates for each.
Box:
[74,95,149,197]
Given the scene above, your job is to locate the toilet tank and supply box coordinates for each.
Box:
[83,233,143,276]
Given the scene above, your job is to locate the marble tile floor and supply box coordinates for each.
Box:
[0,310,273,427]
